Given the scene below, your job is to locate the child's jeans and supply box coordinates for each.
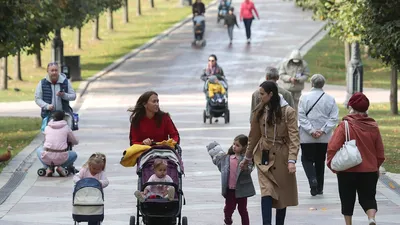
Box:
[227,25,234,40]
[36,147,77,168]
[261,196,287,225]
[224,189,249,225]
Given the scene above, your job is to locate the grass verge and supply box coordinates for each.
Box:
[338,104,400,173]
[0,117,41,173]
[0,0,212,102]
[304,35,398,89]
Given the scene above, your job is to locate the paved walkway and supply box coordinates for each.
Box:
[0,0,399,225]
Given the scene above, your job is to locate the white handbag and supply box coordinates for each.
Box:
[331,120,362,171]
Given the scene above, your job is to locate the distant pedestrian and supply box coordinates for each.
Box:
[327,92,385,225]
[240,0,259,43]
[278,49,310,111]
[206,134,255,225]
[224,7,240,44]
[298,74,339,196]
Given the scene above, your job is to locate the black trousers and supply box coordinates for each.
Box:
[337,172,378,216]
[243,18,253,39]
[301,143,327,191]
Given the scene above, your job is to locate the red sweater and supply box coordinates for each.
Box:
[129,113,180,145]
[327,114,385,173]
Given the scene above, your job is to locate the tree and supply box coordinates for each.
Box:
[106,0,124,31]
[1,57,8,90]
[361,0,400,114]
[122,0,129,23]
[149,0,155,8]
[137,0,142,16]
[14,52,21,81]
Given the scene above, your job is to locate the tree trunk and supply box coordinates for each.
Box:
[92,16,100,40]
[14,52,22,81]
[390,66,398,115]
[1,57,8,90]
[344,42,351,69]
[107,8,114,30]
[149,0,154,8]
[123,0,129,23]
[363,45,370,58]
[76,27,82,49]
[137,0,141,16]
[34,40,42,68]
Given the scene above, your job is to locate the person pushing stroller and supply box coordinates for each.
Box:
[192,12,206,47]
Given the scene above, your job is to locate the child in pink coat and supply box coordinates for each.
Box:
[73,152,109,188]
[36,110,79,177]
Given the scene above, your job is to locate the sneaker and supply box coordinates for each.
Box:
[167,187,175,201]
[56,167,66,177]
[46,168,54,177]
[134,190,146,202]
[368,218,376,225]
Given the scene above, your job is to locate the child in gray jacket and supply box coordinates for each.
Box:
[206,134,255,225]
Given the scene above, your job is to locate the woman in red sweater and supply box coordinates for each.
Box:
[240,0,259,43]
[327,93,385,225]
[128,91,180,146]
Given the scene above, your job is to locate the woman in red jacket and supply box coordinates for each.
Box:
[128,91,180,146]
[327,92,385,225]
[240,0,259,43]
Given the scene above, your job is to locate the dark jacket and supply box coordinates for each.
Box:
[224,14,239,27]
[192,2,205,15]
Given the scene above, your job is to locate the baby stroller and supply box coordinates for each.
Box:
[129,145,188,225]
[217,0,231,23]
[201,75,230,124]
[73,178,104,225]
[192,14,206,47]
[37,110,79,177]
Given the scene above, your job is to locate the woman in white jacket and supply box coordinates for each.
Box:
[298,74,339,196]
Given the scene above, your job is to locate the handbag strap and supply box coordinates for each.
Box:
[344,120,350,142]
[306,92,325,116]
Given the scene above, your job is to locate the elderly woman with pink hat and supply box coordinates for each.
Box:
[327,92,385,225]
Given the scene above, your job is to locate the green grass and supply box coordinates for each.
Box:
[0,117,41,172]
[304,35,398,89]
[0,0,212,102]
[337,104,400,173]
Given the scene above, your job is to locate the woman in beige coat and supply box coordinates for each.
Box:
[241,81,300,225]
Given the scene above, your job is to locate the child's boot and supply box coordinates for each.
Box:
[46,167,54,177]
[134,190,146,202]
[56,166,66,177]
[167,186,175,201]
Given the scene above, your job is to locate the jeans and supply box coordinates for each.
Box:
[301,143,328,192]
[243,18,253,39]
[261,196,287,225]
[36,147,77,168]
[227,25,234,40]
[224,189,249,225]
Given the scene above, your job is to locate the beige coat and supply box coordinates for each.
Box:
[246,103,300,209]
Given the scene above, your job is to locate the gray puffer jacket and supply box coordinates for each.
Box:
[206,141,256,199]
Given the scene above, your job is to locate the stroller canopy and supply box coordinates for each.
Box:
[137,146,184,174]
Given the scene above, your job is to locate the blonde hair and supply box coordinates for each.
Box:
[83,152,107,171]
[153,158,168,171]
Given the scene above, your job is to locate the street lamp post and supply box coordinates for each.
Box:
[345,41,364,106]
[51,29,64,67]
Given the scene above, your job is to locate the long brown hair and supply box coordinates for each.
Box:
[128,91,165,129]
[257,81,282,126]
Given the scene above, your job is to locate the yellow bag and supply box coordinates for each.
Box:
[120,139,177,167]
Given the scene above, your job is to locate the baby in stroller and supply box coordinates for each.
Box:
[36,110,79,177]
[134,158,175,202]
[203,75,229,123]
[208,75,226,103]
[192,13,206,47]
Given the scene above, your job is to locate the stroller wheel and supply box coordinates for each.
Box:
[201,41,206,47]
[224,109,230,124]
[130,215,136,225]
[209,116,212,124]
[203,110,206,123]
[182,216,188,225]
[37,168,46,177]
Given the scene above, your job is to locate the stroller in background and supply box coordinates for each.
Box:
[73,178,104,225]
[201,75,230,124]
[37,111,80,177]
[129,145,188,225]
[217,0,231,23]
[192,14,206,47]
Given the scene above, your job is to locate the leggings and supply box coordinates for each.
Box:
[262,196,287,225]
[243,18,253,39]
